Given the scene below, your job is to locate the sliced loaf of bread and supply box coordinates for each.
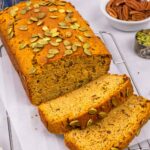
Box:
[64,95,150,150]
[38,74,133,134]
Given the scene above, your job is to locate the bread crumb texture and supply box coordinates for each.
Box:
[64,95,150,150]
[0,0,111,105]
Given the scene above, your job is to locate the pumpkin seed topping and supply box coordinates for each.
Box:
[50,41,59,46]
[84,32,92,38]
[70,23,80,30]
[59,9,65,13]
[7,27,13,35]
[64,50,73,56]
[9,32,14,39]
[87,119,93,127]
[64,40,71,46]
[59,22,69,29]
[19,25,28,31]
[38,12,46,19]
[79,27,88,32]
[65,31,72,38]
[50,28,59,37]
[49,7,58,12]
[50,15,58,19]
[57,1,66,6]
[74,42,82,47]
[39,1,49,6]
[69,120,80,127]
[34,9,40,13]
[33,4,40,8]
[38,37,51,45]
[38,33,44,38]
[26,1,32,6]
[10,7,19,17]
[77,35,85,42]
[19,43,27,50]
[88,108,97,115]
[84,48,92,56]
[30,37,38,43]
[48,48,59,54]
[66,9,73,13]
[20,9,27,15]
[37,20,44,26]
[47,53,55,59]
[111,148,119,150]
[83,42,90,49]
[32,34,39,38]
[65,45,72,50]
[30,17,38,22]
[72,44,77,51]
[29,67,36,74]
[42,25,49,31]
[99,112,107,118]
[56,38,62,43]
[33,48,41,52]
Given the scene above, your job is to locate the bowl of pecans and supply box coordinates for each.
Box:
[100,0,150,31]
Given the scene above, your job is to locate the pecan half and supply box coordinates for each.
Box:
[125,0,141,11]
[123,5,129,20]
[107,8,118,18]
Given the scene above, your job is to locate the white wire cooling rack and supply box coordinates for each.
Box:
[0,31,150,150]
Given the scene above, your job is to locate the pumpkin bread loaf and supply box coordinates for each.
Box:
[0,0,111,105]
[65,95,150,150]
[38,74,133,134]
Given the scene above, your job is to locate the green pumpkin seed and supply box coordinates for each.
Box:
[74,42,82,47]
[50,41,59,46]
[64,40,71,46]
[49,7,58,12]
[44,31,51,36]
[47,53,55,59]
[64,50,73,56]
[50,15,58,19]
[72,44,77,51]
[26,6,32,11]
[66,45,72,50]
[112,98,118,107]
[57,1,66,6]
[79,27,88,32]
[98,112,107,119]
[39,1,49,6]
[30,17,38,22]
[7,27,13,35]
[87,119,93,127]
[88,108,97,115]
[51,32,59,37]
[69,120,80,127]
[111,148,119,150]
[38,37,50,45]
[26,1,32,6]
[70,18,77,23]
[32,34,39,38]
[30,37,38,43]
[10,8,18,17]
[33,48,41,52]
[65,31,72,38]
[59,9,65,13]
[20,9,27,15]
[83,42,90,49]
[34,9,40,13]
[84,32,92,38]
[59,22,69,29]
[38,12,46,19]
[48,48,59,55]
[66,9,73,13]
[36,43,44,48]
[29,67,36,74]
[19,25,28,31]
[19,43,27,50]
[56,38,62,43]
[84,48,92,56]
[38,33,44,38]
[37,20,44,26]
[42,25,49,31]
[70,23,80,30]
[33,4,40,8]
[8,31,14,39]
[77,35,85,42]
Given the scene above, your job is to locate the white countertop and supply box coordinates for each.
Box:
[0,0,150,150]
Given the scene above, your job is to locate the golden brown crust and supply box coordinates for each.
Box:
[39,75,133,134]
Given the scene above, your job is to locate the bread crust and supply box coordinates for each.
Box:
[39,75,133,134]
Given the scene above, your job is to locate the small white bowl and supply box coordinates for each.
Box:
[100,0,150,32]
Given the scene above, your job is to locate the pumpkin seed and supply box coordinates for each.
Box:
[35,43,44,48]
[70,23,80,30]
[56,38,62,43]
[57,1,66,6]
[77,35,85,42]
[65,45,72,50]
[65,31,72,38]
[64,40,71,46]
[30,17,38,22]
[19,25,28,31]
[112,98,118,107]
[38,33,44,38]
[111,148,119,150]
[44,31,51,37]
[32,34,39,38]
[72,44,77,51]
[39,1,49,6]
[64,50,73,56]
[59,22,69,29]
[79,27,87,32]
[50,41,59,46]
[70,18,77,23]
[84,48,92,56]
[87,119,93,127]
[20,9,27,15]
[26,1,32,6]
[88,108,97,115]
[47,53,55,59]
[33,4,40,8]
[38,12,46,19]
[19,43,27,49]
[98,112,107,118]
[30,37,38,43]
[42,25,49,31]
[8,31,14,39]
[26,6,32,11]
[7,27,13,35]
[33,48,41,52]
[83,42,90,49]
[66,9,73,13]
[37,20,44,26]
[84,32,92,38]
[69,120,80,127]
[29,67,36,74]
[48,48,59,54]
[52,32,59,37]
[10,8,18,17]
[38,37,50,45]
[34,9,40,13]
[74,42,81,47]
[50,15,58,19]
[59,9,65,13]
[49,7,57,12]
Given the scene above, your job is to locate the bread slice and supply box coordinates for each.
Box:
[64,95,150,150]
[38,74,133,134]
[0,0,111,105]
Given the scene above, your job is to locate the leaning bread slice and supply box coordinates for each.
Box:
[65,95,150,150]
[39,74,133,134]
